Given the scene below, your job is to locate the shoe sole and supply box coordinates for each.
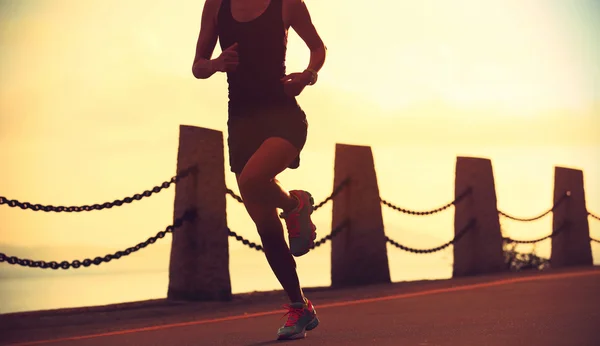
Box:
[290,193,317,258]
[306,315,320,331]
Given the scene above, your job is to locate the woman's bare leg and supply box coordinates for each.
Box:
[236,137,305,303]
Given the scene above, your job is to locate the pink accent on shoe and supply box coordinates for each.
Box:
[282,304,305,327]
[283,190,317,256]
[283,194,306,238]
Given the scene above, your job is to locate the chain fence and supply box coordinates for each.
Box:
[2,167,598,273]
[225,188,244,204]
[228,219,350,252]
[381,188,472,216]
[385,219,476,254]
[225,178,350,212]
[0,209,196,270]
[313,179,350,211]
[586,211,599,244]
[502,221,569,245]
[498,191,570,222]
[0,167,196,213]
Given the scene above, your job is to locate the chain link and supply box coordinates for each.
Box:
[385,218,476,254]
[588,212,600,222]
[225,188,245,204]
[228,219,349,252]
[0,210,197,269]
[313,178,350,211]
[381,187,472,216]
[310,219,349,249]
[498,192,570,222]
[227,229,264,251]
[0,166,196,213]
[225,178,350,212]
[503,221,569,244]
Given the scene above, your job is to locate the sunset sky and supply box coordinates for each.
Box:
[1,0,599,280]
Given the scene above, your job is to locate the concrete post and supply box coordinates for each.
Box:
[550,167,593,267]
[453,157,506,277]
[331,143,391,287]
[167,125,231,301]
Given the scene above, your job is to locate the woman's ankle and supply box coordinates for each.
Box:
[281,193,300,213]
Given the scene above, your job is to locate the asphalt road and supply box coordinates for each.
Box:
[2,268,600,346]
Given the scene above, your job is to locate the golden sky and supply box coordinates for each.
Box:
[0,0,599,267]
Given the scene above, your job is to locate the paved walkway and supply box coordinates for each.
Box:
[2,267,599,346]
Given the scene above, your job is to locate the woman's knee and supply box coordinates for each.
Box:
[237,137,298,196]
[238,168,272,199]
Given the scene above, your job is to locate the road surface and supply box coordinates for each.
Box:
[1,267,599,346]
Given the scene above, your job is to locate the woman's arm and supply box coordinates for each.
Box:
[192,0,222,79]
[288,0,326,85]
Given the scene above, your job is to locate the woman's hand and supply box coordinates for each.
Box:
[281,71,312,97]
[213,43,239,73]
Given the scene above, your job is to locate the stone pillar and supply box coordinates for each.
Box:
[550,167,592,267]
[167,125,231,301]
[453,157,506,277]
[331,143,390,287]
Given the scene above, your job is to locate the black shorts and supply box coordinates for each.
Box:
[227,102,308,174]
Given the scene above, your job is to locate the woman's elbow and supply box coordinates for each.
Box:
[315,40,326,53]
[313,42,327,61]
[192,66,208,79]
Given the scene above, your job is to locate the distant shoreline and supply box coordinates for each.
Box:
[3,266,597,320]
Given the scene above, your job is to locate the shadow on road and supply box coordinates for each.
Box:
[243,341,280,346]
[244,339,304,346]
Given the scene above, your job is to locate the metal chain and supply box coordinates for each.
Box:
[227,229,263,252]
[225,178,351,212]
[313,178,350,211]
[385,218,476,254]
[228,219,350,252]
[381,187,472,216]
[311,219,349,249]
[0,210,197,269]
[498,192,570,222]
[590,237,600,244]
[225,189,244,204]
[0,166,196,213]
[588,212,600,222]
[503,221,569,244]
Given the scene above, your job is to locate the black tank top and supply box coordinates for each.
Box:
[217,0,294,110]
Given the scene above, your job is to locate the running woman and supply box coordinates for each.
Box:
[191,0,326,340]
